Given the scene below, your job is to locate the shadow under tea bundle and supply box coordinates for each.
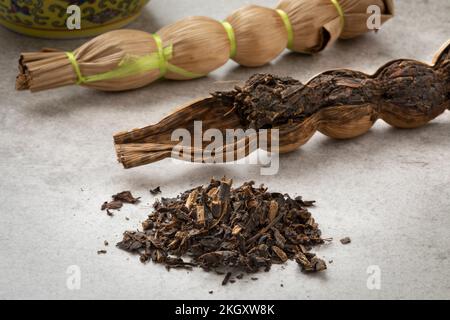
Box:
[113,40,450,169]
[16,0,394,92]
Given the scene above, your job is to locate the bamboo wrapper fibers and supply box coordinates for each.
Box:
[16,0,395,92]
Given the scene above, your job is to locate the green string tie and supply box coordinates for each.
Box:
[222,21,236,58]
[330,0,345,32]
[65,34,202,84]
[276,9,294,50]
[153,33,169,76]
[66,52,85,84]
[151,34,204,79]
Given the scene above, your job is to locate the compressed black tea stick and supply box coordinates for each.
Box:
[114,40,450,168]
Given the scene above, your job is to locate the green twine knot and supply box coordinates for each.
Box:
[66,34,202,85]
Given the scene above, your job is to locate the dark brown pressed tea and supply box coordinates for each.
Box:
[101,200,123,211]
[117,178,327,283]
[112,191,140,204]
[114,40,450,169]
[150,186,162,195]
[101,191,140,215]
[214,42,450,131]
[213,57,450,130]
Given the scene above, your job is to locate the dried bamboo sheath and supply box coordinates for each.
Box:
[114,40,450,169]
[17,0,394,92]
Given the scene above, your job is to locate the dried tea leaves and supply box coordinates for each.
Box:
[215,61,450,129]
[117,178,327,282]
[101,191,140,216]
[112,191,140,204]
[101,200,123,211]
[340,237,351,245]
[150,186,162,195]
[222,272,232,286]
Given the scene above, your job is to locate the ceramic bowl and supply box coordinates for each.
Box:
[0,0,150,38]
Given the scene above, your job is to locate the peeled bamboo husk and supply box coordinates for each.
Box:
[17,0,394,93]
[114,39,450,169]
[277,0,394,53]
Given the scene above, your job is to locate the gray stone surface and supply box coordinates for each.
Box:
[0,0,449,300]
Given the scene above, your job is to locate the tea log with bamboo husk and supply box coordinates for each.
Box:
[113,40,450,169]
[16,0,394,92]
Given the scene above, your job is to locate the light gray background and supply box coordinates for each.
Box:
[0,0,449,300]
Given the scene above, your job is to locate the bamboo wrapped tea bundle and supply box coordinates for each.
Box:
[16,0,394,92]
[113,40,450,169]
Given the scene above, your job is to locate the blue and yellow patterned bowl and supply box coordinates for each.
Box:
[0,0,150,38]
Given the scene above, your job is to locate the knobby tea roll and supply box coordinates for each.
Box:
[16,0,394,92]
[113,39,450,169]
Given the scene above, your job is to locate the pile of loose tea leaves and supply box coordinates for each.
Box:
[117,178,327,282]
